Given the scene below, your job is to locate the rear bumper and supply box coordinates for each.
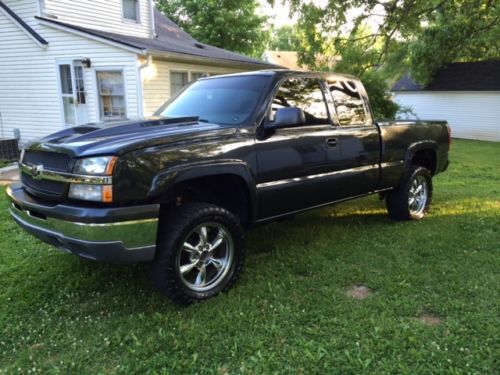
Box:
[6,183,159,264]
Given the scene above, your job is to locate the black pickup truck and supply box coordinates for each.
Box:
[7,70,450,304]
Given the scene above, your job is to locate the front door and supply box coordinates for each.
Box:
[57,61,89,126]
[255,76,342,219]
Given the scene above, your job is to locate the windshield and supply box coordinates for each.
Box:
[155,75,271,126]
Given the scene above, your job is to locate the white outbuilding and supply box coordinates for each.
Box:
[392,61,500,142]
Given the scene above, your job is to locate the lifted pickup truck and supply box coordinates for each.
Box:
[7,70,450,304]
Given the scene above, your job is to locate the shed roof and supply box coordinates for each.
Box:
[392,61,500,92]
[36,9,278,68]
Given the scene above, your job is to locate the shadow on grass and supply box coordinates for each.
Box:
[5,199,497,317]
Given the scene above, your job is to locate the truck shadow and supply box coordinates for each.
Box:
[7,197,490,315]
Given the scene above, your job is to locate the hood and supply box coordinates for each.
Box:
[26,117,237,157]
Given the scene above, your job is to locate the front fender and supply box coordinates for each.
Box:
[148,159,257,217]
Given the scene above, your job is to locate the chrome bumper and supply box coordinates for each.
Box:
[7,184,159,263]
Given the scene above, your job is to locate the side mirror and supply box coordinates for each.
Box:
[265,107,305,130]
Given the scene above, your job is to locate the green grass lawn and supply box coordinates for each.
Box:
[1,139,499,374]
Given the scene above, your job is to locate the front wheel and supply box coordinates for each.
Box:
[386,166,433,221]
[150,203,245,305]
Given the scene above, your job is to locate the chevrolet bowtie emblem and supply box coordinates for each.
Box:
[31,164,44,178]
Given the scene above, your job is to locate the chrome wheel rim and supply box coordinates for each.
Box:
[177,222,234,292]
[408,175,428,215]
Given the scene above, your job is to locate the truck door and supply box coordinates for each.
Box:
[319,78,381,201]
[255,76,346,219]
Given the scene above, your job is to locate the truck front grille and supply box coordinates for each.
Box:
[21,150,71,200]
[21,173,66,197]
[23,150,71,172]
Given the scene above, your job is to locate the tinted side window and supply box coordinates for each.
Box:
[329,80,367,125]
[272,77,329,125]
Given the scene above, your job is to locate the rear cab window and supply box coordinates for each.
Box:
[327,79,370,126]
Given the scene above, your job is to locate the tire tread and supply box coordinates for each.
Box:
[150,202,244,305]
[386,166,433,221]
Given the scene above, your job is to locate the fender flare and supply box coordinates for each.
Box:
[148,159,257,220]
[404,140,438,172]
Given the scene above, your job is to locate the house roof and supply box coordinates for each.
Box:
[36,10,278,68]
[392,61,500,91]
[0,0,48,46]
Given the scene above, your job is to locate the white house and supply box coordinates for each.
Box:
[392,61,500,142]
[0,0,277,143]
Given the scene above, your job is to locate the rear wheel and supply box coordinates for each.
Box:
[150,203,245,305]
[386,166,433,221]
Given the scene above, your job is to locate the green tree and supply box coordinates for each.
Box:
[281,0,499,82]
[269,25,302,51]
[156,0,270,58]
[270,0,499,118]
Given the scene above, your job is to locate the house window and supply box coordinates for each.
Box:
[74,65,86,104]
[122,0,139,22]
[190,72,205,82]
[97,71,126,120]
[170,72,189,95]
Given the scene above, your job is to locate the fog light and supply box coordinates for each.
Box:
[69,184,113,203]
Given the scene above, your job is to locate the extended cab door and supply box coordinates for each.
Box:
[320,77,381,200]
[255,75,380,221]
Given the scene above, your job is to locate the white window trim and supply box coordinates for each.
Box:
[93,68,128,121]
[121,0,142,24]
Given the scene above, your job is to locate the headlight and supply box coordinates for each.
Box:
[73,156,117,175]
[69,184,113,203]
[70,156,116,203]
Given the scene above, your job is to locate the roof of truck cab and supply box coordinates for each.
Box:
[201,69,361,82]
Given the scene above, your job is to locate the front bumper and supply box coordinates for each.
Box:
[6,183,159,263]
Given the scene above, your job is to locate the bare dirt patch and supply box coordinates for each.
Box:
[417,313,442,326]
[346,285,373,299]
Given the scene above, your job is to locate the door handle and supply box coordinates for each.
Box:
[326,138,338,148]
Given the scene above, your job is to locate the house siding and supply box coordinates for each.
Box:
[43,0,153,38]
[141,59,242,116]
[2,0,38,21]
[0,10,140,142]
[394,92,500,141]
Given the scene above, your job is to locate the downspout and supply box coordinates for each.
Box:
[37,0,46,16]
[149,0,156,38]
[137,55,153,118]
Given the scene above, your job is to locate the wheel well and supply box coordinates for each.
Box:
[160,174,251,227]
[411,149,437,175]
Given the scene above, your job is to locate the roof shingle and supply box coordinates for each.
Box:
[392,61,500,91]
[36,9,278,68]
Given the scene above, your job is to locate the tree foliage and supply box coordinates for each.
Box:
[268,25,302,51]
[156,0,269,57]
[270,0,499,119]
